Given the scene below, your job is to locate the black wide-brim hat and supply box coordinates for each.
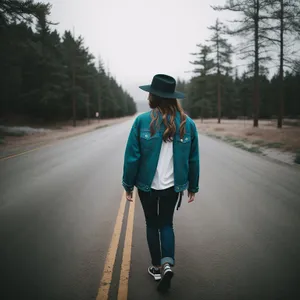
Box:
[139,74,185,99]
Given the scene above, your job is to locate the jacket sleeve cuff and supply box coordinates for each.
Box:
[188,187,199,193]
[122,181,134,192]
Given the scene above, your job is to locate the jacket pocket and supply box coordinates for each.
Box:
[175,134,191,144]
[175,134,191,157]
[140,131,160,150]
[140,131,152,140]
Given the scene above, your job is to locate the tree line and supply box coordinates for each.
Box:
[0,0,136,126]
[181,0,300,128]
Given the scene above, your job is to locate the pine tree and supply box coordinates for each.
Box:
[213,0,271,127]
[190,44,215,76]
[263,0,300,128]
[188,45,215,119]
[0,0,45,26]
[26,5,67,120]
[207,18,233,123]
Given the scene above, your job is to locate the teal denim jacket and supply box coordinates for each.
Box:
[122,111,200,193]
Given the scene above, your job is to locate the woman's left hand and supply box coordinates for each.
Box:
[126,191,133,202]
[188,192,195,203]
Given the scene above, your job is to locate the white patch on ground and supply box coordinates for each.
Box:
[234,140,296,165]
[207,133,297,166]
[0,126,51,135]
[261,148,296,165]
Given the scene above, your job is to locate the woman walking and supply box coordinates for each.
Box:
[122,74,200,292]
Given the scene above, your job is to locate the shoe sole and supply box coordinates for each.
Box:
[157,270,173,292]
[148,268,161,281]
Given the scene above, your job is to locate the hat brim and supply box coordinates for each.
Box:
[139,85,185,99]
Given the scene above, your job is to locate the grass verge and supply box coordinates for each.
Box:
[0,129,26,137]
[252,139,265,145]
[264,142,284,148]
[207,134,264,154]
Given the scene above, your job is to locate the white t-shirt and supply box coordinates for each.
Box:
[151,141,174,190]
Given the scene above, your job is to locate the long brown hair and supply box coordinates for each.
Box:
[149,94,187,142]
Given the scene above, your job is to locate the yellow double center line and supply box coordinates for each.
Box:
[96,190,136,300]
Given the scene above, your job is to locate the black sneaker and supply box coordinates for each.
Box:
[148,266,161,281]
[157,264,173,292]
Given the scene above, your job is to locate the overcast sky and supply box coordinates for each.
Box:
[47,0,237,102]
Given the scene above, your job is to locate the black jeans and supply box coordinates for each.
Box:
[138,187,179,266]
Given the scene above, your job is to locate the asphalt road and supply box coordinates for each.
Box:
[1,118,300,300]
